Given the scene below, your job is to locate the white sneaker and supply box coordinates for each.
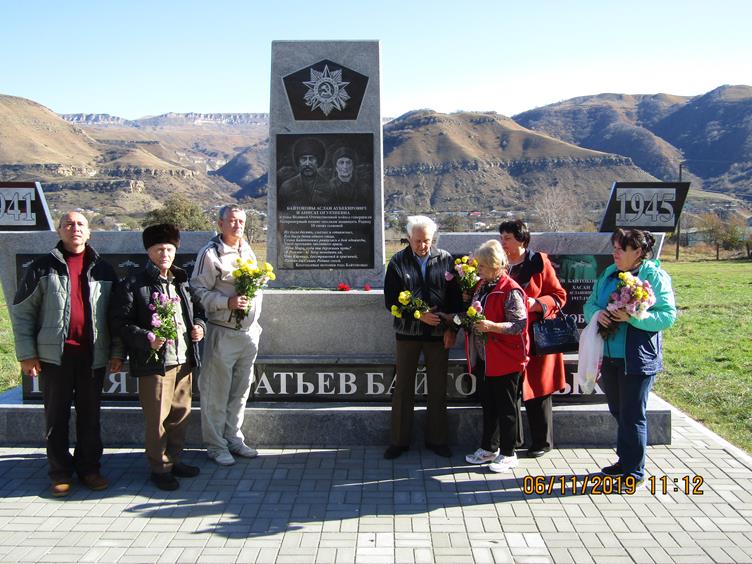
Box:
[465,448,499,465]
[209,451,236,466]
[230,443,258,458]
[488,452,518,473]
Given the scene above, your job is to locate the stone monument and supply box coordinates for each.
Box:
[267,40,385,289]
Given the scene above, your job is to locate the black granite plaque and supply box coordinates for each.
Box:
[0,182,54,231]
[17,253,199,285]
[17,252,203,402]
[283,59,369,121]
[547,254,614,328]
[276,133,375,270]
[600,182,690,233]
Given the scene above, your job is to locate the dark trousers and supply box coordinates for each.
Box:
[479,371,522,457]
[600,357,656,481]
[40,352,105,482]
[391,339,449,447]
[138,365,192,474]
[523,394,553,450]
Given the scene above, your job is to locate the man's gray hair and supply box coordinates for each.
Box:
[218,204,246,221]
[58,210,88,229]
[406,215,437,237]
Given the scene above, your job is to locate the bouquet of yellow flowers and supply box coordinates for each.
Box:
[231,257,275,329]
[390,290,430,320]
[445,256,480,294]
[452,300,487,341]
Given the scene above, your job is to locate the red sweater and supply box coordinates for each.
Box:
[63,250,90,353]
[483,275,529,377]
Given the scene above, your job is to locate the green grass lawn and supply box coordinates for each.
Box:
[0,259,750,452]
[0,287,20,394]
[658,259,752,452]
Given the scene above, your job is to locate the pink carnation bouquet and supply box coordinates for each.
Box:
[146,291,180,361]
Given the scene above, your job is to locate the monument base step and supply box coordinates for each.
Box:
[0,389,670,448]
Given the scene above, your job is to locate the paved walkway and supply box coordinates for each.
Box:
[0,404,751,564]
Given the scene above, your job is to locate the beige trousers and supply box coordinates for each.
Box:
[199,324,259,456]
[138,365,192,474]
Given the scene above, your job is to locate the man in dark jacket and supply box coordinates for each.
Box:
[12,211,123,497]
[383,215,461,459]
[110,224,207,491]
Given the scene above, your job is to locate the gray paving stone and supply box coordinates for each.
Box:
[0,403,751,563]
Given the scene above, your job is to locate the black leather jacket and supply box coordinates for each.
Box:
[110,261,207,377]
[384,245,462,340]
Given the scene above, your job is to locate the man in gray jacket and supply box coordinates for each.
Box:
[191,205,262,466]
[12,211,123,497]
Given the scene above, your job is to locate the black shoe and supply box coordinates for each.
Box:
[426,443,452,458]
[600,462,624,476]
[526,447,548,458]
[384,445,409,460]
[616,474,645,494]
[151,472,179,491]
[171,463,200,478]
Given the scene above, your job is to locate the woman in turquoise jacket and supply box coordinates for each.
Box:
[584,229,676,486]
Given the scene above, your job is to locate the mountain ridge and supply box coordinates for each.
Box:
[1,86,750,227]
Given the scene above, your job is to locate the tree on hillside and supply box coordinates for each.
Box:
[244,212,262,243]
[441,215,468,232]
[529,186,585,231]
[696,212,749,259]
[722,215,748,253]
[697,212,724,260]
[143,195,213,231]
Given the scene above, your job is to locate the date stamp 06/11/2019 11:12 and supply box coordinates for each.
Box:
[521,474,705,496]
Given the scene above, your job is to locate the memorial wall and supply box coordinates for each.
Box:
[3,230,662,404]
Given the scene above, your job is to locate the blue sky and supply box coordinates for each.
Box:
[1,0,750,119]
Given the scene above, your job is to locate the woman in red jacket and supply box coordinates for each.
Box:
[464,239,529,473]
[499,220,567,458]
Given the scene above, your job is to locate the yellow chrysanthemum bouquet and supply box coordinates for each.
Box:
[452,300,488,341]
[445,256,480,293]
[231,258,276,329]
[390,290,430,320]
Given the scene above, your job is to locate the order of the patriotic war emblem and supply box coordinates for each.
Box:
[304,65,349,116]
[283,59,368,121]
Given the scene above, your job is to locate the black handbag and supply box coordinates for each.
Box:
[530,299,580,356]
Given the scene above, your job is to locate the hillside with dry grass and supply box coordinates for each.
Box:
[381,110,655,212]
[0,99,268,227]
[514,86,752,202]
[0,95,100,166]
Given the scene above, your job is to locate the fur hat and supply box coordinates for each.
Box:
[142,223,180,250]
[292,137,326,166]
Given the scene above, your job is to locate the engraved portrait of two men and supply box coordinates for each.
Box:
[276,134,373,211]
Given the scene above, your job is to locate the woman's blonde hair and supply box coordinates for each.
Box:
[474,239,508,273]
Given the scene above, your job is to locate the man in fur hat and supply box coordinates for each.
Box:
[110,223,207,491]
[278,137,333,207]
